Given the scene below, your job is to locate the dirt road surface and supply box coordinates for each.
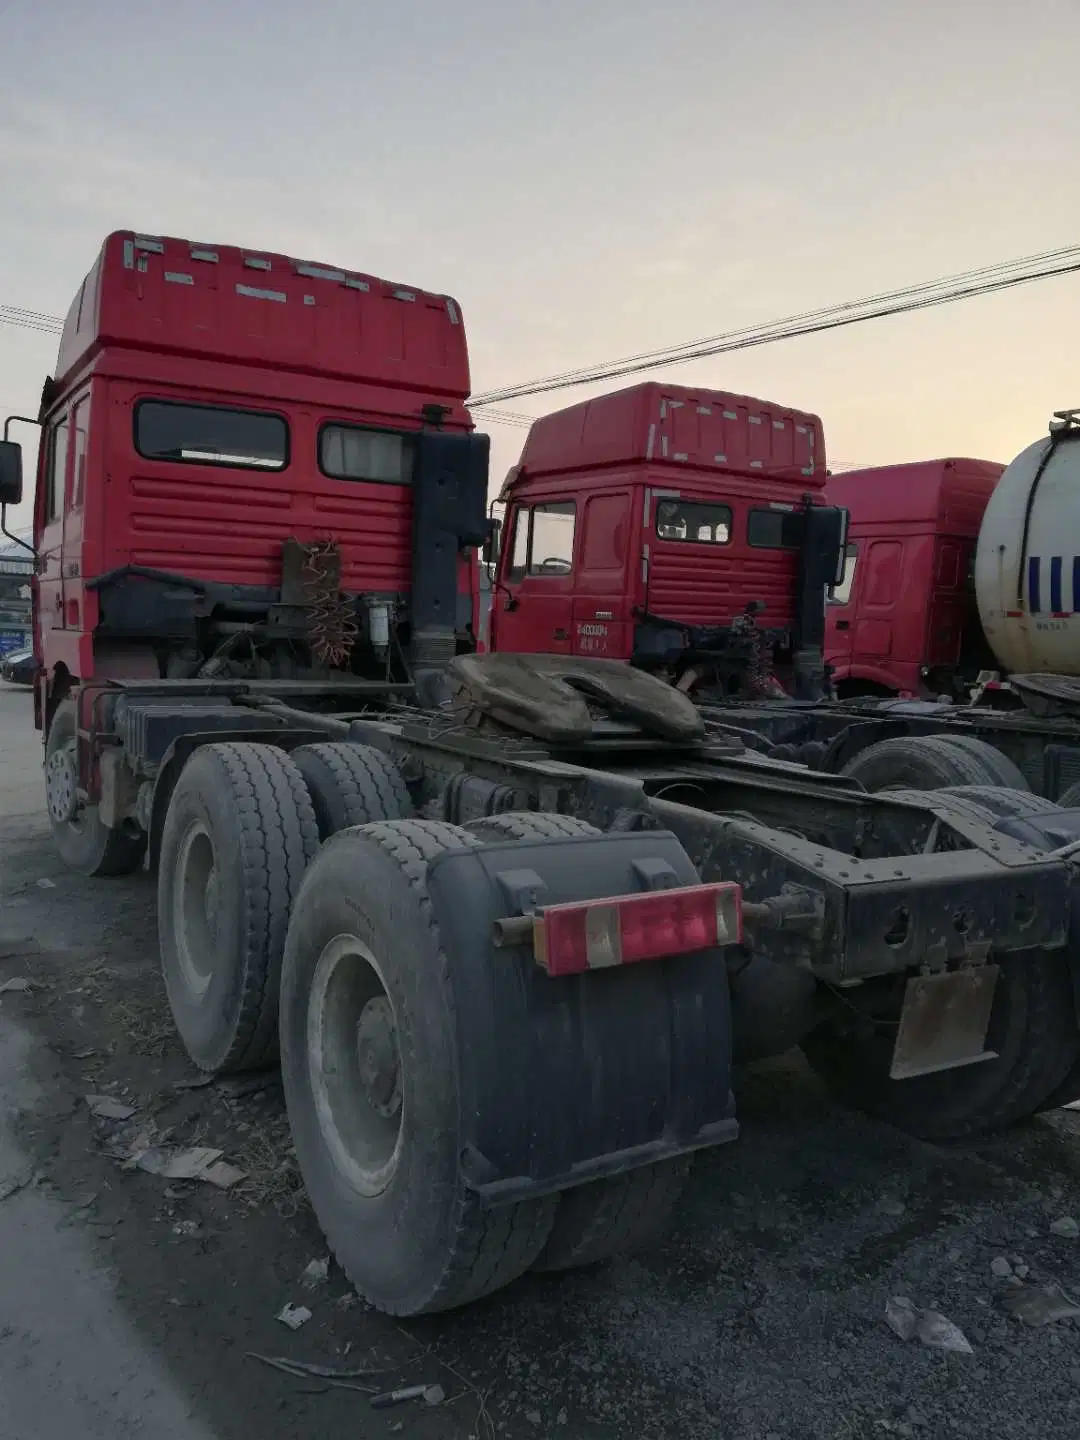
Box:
[4,680,1080,1439]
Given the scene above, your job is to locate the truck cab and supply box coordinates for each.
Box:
[488,382,846,698]
[824,459,1003,699]
[13,231,488,738]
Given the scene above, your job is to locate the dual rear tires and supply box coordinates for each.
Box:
[840,732,1031,794]
[279,808,690,1314]
[157,740,407,1072]
[157,748,686,1313]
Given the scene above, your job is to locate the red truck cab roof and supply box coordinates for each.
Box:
[53,231,471,425]
[505,381,826,490]
[826,459,1003,535]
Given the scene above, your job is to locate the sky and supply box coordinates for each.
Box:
[1,0,1079,538]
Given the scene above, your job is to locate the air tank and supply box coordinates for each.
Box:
[975,411,1080,676]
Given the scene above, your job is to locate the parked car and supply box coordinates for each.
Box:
[0,648,37,685]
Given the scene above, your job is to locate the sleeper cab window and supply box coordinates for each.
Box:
[319,423,415,485]
[134,400,288,471]
[656,499,731,544]
[747,507,803,549]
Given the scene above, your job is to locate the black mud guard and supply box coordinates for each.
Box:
[995,808,1080,1025]
[424,829,737,1204]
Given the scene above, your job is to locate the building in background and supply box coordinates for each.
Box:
[0,539,32,656]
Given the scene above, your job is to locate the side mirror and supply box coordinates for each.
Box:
[0,440,23,508]
[482,516,502,566]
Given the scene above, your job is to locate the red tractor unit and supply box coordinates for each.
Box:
[825,459,1004,700]
[2,234,1079,1321]
[487,382,848,699]
[2,231,488,872]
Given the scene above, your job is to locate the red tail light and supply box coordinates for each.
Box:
[532,882,742,978]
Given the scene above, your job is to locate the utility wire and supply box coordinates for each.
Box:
[470,243,1080,406]
[476,243,1080,397]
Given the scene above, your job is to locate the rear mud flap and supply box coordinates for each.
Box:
[425,830,738,1202]
[890,966,999,1080]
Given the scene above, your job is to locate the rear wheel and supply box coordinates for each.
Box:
[465,810,694,1270]
[803,951,1078,1140]
[158,742,320,1073]
[931,735,1030,792]
[842,734,1029,793]
[279,818,558,1316]
[45,700,144,877]
[291,742,412,839]
[803,786,1078,1138]
[936,785,1057,819]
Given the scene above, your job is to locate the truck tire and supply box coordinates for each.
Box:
[802,948,1078,1141]
[45,700,145,876]
[805,782,1079,1137]
[972,789,1080,1112]
[159,743,319,1073]
[803,778,1078,1138]
[931,735,1030,792]
[842,734,1027,793]
[532,1158,693,1273]
[291,742,412,839]
[278,818,558,1315]
[937,786,1058,819]
[465,810,693,1271]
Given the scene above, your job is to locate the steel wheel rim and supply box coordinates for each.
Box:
[45,741,80,827]
[307,934,404,1197]
[173,820,218,998]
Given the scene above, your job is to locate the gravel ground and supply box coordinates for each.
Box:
[3,679,1080,1439]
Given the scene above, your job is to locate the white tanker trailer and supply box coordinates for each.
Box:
[976,408,1080,679]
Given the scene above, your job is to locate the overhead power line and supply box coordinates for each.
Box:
[0,307,63,337]
[470,242,1080,407]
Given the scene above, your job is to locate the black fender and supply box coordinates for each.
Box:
[424,829,737,1203]
[996,808,1080,1026]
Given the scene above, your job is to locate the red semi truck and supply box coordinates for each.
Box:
[3,231,1079,1319]
[824,459,1003,700]
[487,383,847,699]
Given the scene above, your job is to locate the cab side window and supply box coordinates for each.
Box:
[830,544,858,605]
[71,398,90,509]
[44,415,70,524]
[527,502,576,575]
[508,507,530,578]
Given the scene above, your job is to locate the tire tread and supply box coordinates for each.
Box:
[326,817,557,1313]
[163,742,319,1073]
[292,742,411,837]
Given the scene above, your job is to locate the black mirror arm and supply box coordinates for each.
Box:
[0,507,34,556]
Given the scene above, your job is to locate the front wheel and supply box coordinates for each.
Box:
[45,700,144,877]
